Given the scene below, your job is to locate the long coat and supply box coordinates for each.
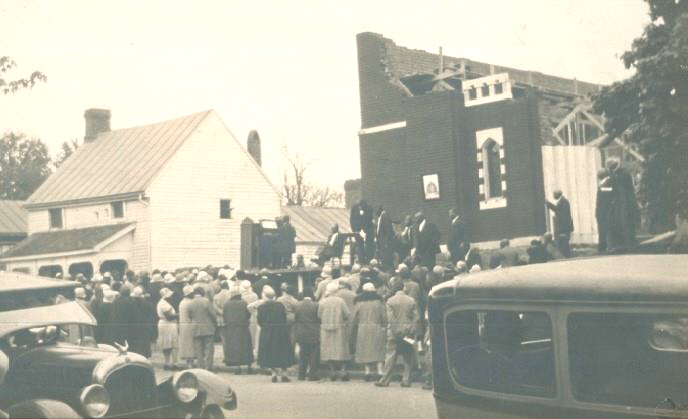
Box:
[129,297,157,358]
[221,295,254,366]
[318,295,351,361]
[188,295,217,338]
[178,297,195,360]
[606,168,640,252]
[352,292,387,364]
[448,216,469,262]
[257,300,295,368]
[109,295,136,347]
[294,299,319,345]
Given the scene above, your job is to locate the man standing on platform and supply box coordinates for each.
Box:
[279,215,297,268]
[375,207,396,270]
[546,189,574,258]
[447,209,469,264]
[350,199,375,263]
[413,212,441,269]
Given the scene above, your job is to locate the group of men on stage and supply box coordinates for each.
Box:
[319,158,639,270]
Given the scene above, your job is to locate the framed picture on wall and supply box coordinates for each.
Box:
[422,173,440,200]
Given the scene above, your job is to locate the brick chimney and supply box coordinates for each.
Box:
[247,130,261,166]
[84,108,111,142]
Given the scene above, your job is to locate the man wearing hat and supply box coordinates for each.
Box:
[314,265,334,301]
[376,280,419,387]
[188,287,217,371]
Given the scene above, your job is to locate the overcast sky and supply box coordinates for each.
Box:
[0,0,650,190]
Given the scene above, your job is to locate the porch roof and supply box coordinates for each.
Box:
[0,223,135,261]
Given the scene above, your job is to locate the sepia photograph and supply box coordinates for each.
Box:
[0,0,687,418]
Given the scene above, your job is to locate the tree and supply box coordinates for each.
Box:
[593,0,688,251]
[281,145,344,207]
[0,132,52,200]
[0,56,46,95]
[54,138,80,169]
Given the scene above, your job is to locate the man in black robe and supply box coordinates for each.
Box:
[595,168,614,252]
[447,209,470,264]
[413,212,441,269]
[375,207,396,270]
[605,159,640,253]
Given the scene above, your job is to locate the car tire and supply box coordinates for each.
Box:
[202,405,225,419]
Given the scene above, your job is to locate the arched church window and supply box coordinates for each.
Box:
[482,139,503,199]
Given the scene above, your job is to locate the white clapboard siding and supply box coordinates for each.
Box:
[27,210,49,234]
[541,145,602,244]
[126,200,151,272]
[147,111,281,270]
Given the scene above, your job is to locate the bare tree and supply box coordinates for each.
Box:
[281,144,344,208]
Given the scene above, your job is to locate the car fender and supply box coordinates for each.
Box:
[159,369,237,411]
[6,399,80,419]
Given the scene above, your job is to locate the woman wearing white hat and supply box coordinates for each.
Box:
[157,288,179,370]
[318,281,351,381]
[178,285,196,368]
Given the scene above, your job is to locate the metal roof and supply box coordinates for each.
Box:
[280,206,350,243]
[0,223,134,260]
[0,200,27,235]
[26,110,213,207]
[431,254,688,303]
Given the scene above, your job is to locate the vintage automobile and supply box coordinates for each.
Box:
[428,254,688,419]
[0,272,237,418]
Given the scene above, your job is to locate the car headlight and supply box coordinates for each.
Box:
[173,371,199,403]
[80,384,110,418]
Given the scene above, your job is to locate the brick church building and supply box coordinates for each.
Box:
[356,32,623,245]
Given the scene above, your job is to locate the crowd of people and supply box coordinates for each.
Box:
[55,159,639,389]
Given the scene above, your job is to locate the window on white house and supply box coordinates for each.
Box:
[49,208,63,229]
[111,201,125,219]
[220,199,232,219]
[468,87,477,100]
[481,84,490,97]
[482,139,504,199]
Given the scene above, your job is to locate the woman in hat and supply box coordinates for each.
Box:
[178,285,196,368]
[257,286,294,382]
[221,285,254,373]
[157,287,179,370]
[318,281,351,381]
[352,282,387,381]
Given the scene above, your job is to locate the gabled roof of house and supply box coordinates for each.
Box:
[0,200,27,236]
[0,222,134,260]
[281,206,350,244]
[27,110,213,207]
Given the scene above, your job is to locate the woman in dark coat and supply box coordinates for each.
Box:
[257,286,294,382]
[221,287,254,373]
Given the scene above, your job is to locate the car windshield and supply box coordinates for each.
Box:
[0,323,97,355]
[0,301,96,340]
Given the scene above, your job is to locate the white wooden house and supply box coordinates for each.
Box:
[0,109,281,277]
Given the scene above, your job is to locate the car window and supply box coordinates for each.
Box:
[445,309,555,398]
[568,312,688,409]
[1,323,96,353]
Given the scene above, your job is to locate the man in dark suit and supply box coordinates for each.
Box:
[318,224,345,265]
[595,169,613,252]
[375,207,396,270]
[350,199,375,263]
[546,189,574,258]
[278,215,297,268]
[447,209,470,264]
[413,212,441,269]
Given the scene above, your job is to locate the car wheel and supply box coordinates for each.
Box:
[202,405,225,419]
